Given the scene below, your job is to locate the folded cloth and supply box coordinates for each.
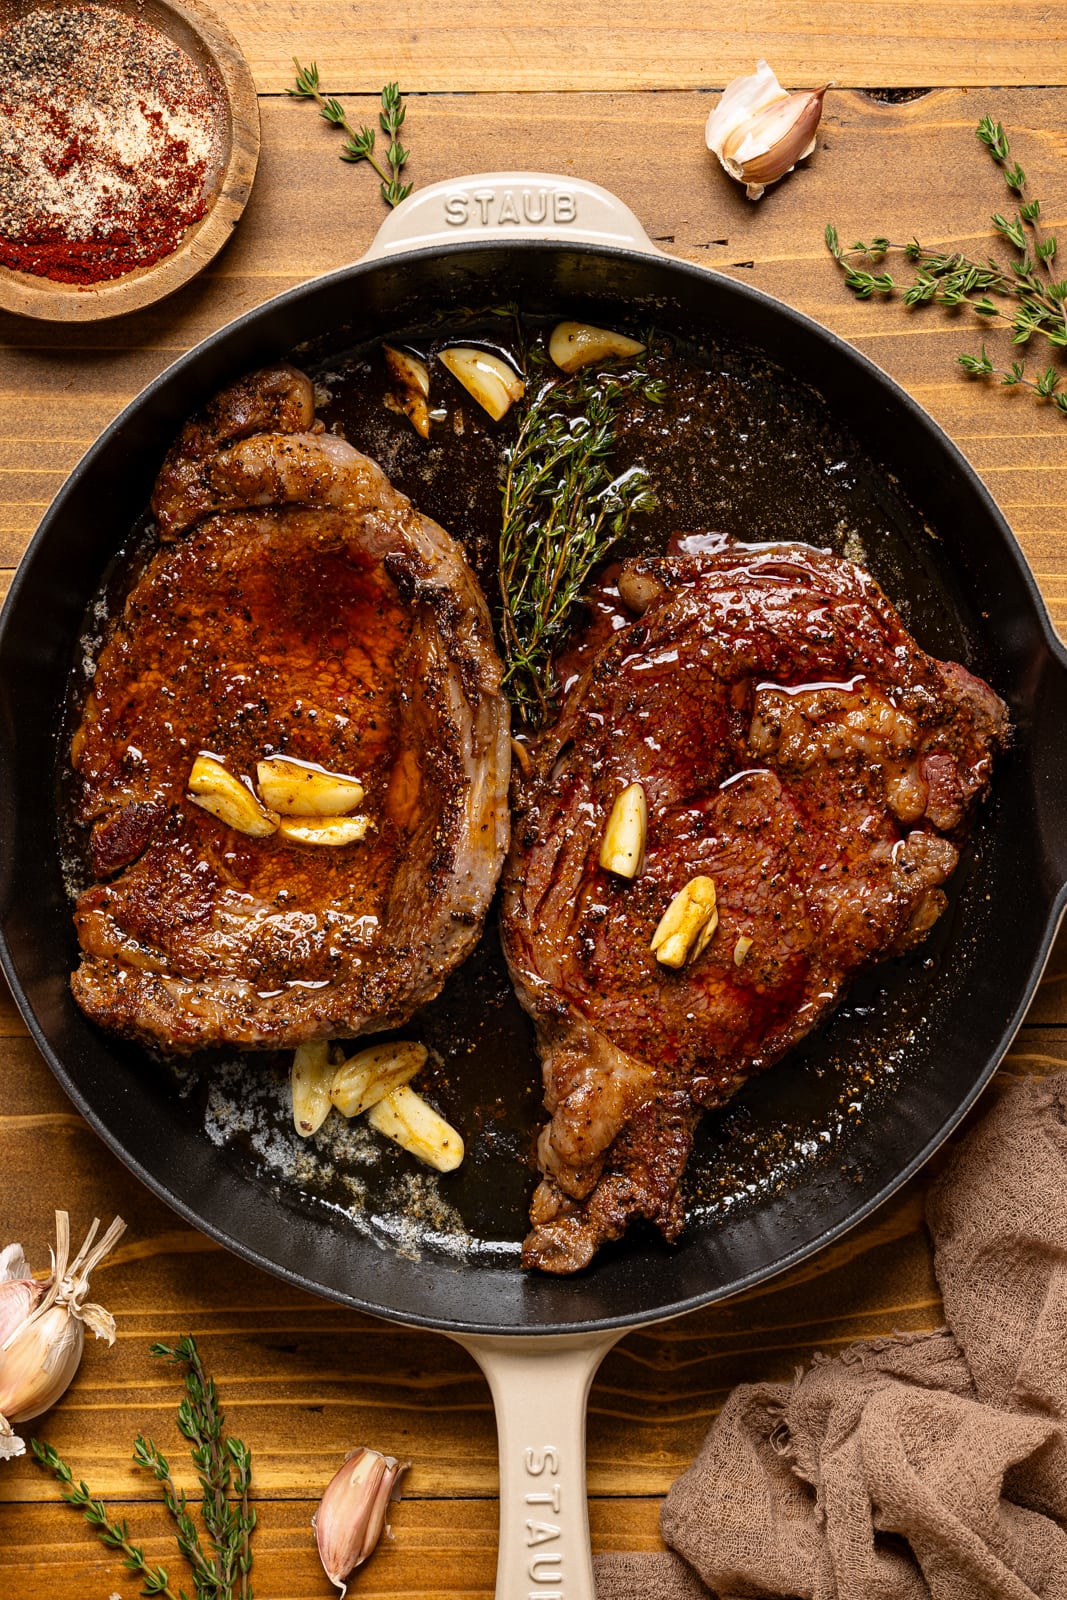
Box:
[928,1074,1067,1519]
[595,1074,1067,1600]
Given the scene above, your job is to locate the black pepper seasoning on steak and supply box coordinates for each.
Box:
[501,539,1009,1273]
[70,364,511,1051]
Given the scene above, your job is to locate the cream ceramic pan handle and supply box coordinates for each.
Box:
[361,173,663,260]
[453,1328,624,1600]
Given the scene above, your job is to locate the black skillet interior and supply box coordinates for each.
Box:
[3,241,1067,1336]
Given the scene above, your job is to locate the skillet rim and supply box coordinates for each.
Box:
[3,236,1067,1336]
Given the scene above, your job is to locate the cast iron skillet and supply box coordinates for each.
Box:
[3,175,1067,1597]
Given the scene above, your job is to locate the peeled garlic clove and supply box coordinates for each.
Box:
[651,876,719,968]
[291,1041,335,1136]
[256,756,365,817]
[277,815,372,847]
[549,322,646,373]
[706,59,827,200]
[187,754,278,837]
[383,345,431,439]
[599,782,648,879]
[367,1086,464,1172]
[314,1446,410,1595]
[330,1041,428,1119]
[438,347,524,421]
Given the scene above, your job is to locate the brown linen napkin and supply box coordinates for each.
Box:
[595,1074,1067,1600]
[928,1074,1067,1519]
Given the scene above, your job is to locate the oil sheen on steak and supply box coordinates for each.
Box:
[70,364,510,1051]
[501,538,1008,1274]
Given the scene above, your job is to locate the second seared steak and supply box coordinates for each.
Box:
[71,365,510,1051]
[502,538,1008,1273]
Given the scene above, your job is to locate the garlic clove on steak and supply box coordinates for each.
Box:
[330,1042,428,1119]
[256,756,365,817]
[599,782,648,878]
[382,345,431,439]
[367,1086,464,1172]
[651,876,719,968]
[276,816,373,846]
[549,322,646,373]
[291,1041,335,1137]
[438,347,524,421]
[187,754,278,837]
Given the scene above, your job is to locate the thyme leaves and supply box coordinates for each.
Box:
[32,1336,254,1600]
[826,117,1067,415]
[289,63,412,208]
[498,358,662,728]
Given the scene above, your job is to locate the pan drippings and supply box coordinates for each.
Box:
[67,314,997,1267]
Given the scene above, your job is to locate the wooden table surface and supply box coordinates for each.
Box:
[3,7,1067,1597]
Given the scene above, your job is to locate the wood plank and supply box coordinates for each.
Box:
[3,78,1067,1600]
[0,1497,664,1598]
[4,89,1065,616]
[178,4,1067,92]
[0,1030,1062,1513]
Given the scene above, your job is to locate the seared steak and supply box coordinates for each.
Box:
[502,539,1008,1273]
[71,364,510,1051]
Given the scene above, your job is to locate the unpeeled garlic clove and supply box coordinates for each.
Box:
[0,1247,45,1347]
[382,345,431,439]
[438,347,524,421]
[256,756,365,817]
[706,59,827,201]
[187,754,278,837]
[314,1446,410,1596]
[0,1212,125,1461]
[548,321,646,373]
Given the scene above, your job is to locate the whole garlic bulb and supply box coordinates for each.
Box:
[0,1212,125,1460]
[706,60,828,200]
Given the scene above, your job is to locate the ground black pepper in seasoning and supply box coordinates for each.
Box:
[0,4,225,285]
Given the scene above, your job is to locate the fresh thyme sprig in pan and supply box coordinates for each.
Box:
[32,1336,255,1600]
[826,116,1067,416]
[499,356,663,729]
[289,62,412,207]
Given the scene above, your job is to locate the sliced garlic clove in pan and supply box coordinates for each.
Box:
[549,321,646,372]
[438,347,524,421]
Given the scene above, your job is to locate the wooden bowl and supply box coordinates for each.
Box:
[0,0,259,321]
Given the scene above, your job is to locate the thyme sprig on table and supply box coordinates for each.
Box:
[32,1336,254,1600]
[826,115,1067,415]
[499,354,663,728]
[289,62,412,207]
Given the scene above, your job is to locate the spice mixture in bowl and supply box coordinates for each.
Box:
[0,0,259,320]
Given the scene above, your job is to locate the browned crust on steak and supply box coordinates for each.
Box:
[502,540,1009,1273]
[70,365,511,1052]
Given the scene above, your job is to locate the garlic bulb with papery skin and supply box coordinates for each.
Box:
[0,1212,125,1461]
[313,1446,410,1597]
[706,60,828,200]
